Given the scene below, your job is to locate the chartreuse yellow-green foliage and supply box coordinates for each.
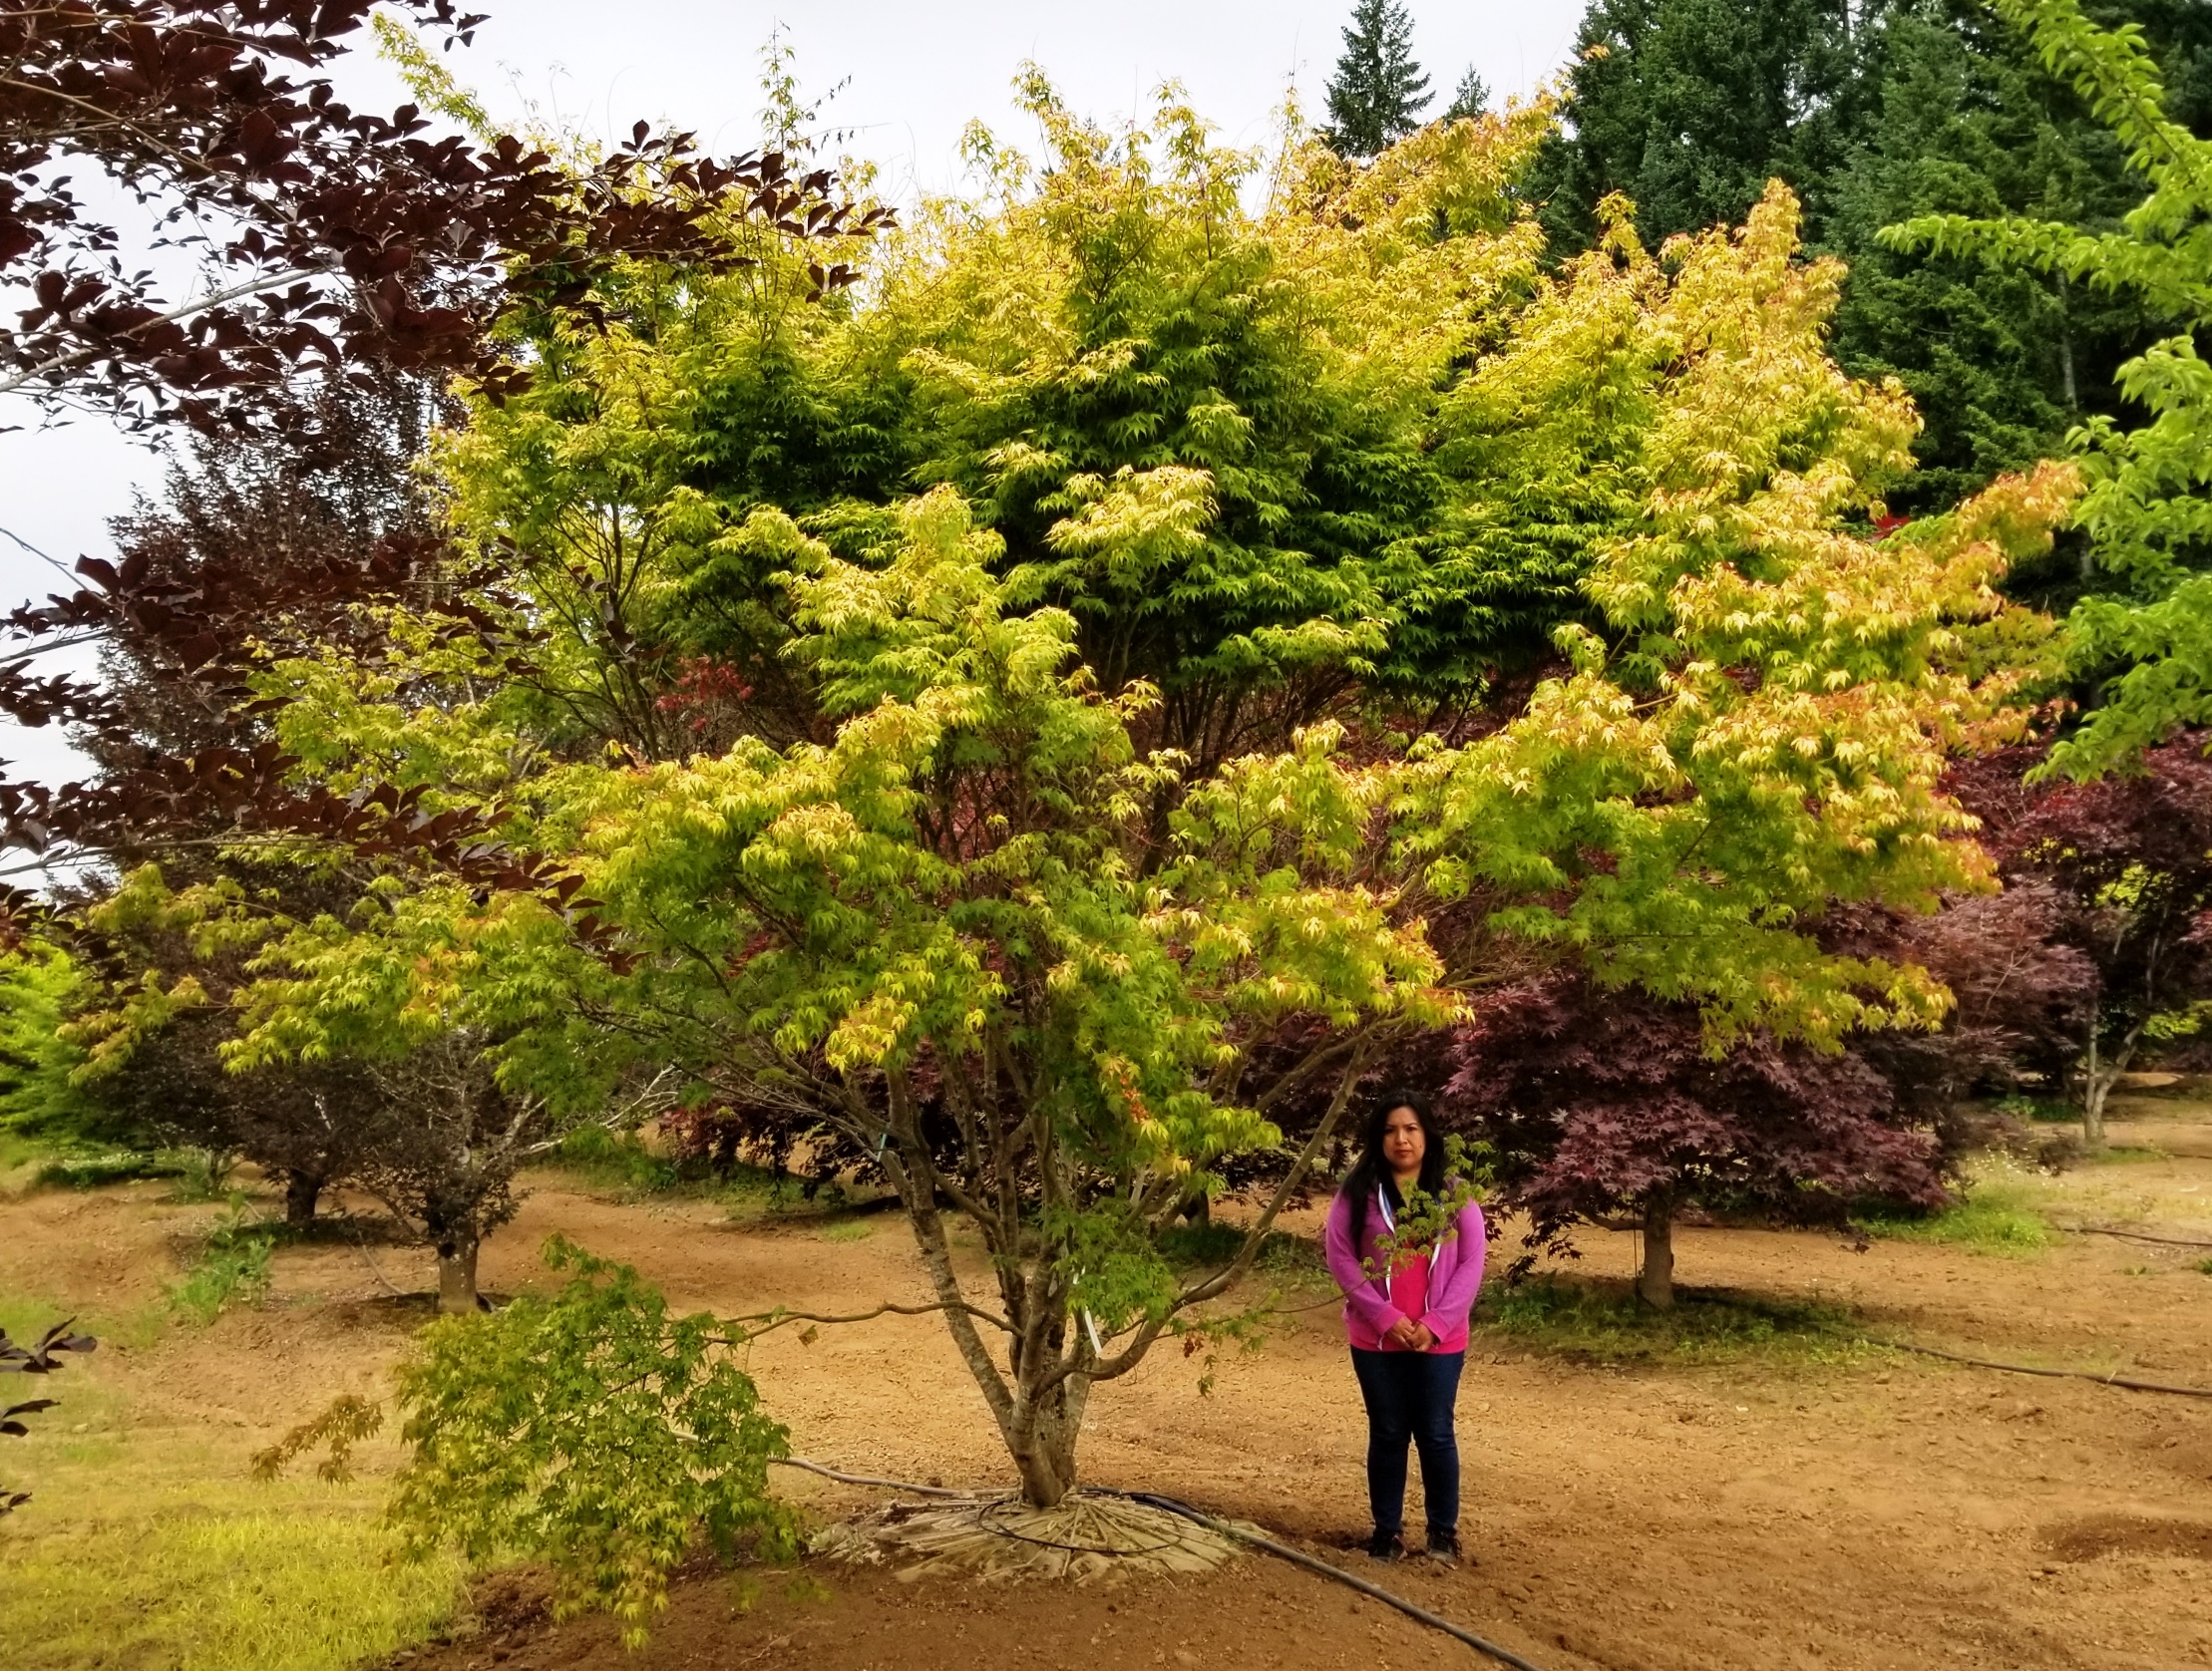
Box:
[156,76,2077,1587]
[0,1296,463,1671]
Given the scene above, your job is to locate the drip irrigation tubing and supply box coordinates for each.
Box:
[1868,1338,2212,1398]
[772,1456,1550,1671]
[1118,1492,1551,1671]
[2066,1224,2212,1250]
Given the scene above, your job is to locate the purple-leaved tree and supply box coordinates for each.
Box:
[1437,976,1948,1307]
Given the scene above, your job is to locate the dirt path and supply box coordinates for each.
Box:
[3,1115,2209,1671]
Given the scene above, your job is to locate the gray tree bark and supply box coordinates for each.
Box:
[1637,1190,1676,1311]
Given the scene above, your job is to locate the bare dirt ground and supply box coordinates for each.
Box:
[5,1100,2210,1671]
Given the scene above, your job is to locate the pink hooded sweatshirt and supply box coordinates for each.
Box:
[1323,1186,1486,1353]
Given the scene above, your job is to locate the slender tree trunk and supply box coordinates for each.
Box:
[1637,1190,1676,1311]
[2083,1069,2109,1151]
[2082,997,2107,1152]
[283,1169,324,1230]
[435,1231,480,1315]
[2058,273,2079,412]
[2084,1014,2146,1154]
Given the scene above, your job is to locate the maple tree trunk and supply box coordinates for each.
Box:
[1008,1376,1089,1508]
[1637,1191,1676,1311]
[435,1232,480,1315]
[283,1169,324,1229]
[2081,998,2106,1151]
[2082,1071,2109,1151]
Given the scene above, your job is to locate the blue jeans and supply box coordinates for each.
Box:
[1349,1347,1464,1539]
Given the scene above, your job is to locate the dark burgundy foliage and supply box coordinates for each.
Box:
[1946,737,2212,1137]
[1847,885,2096,1129]
[0,3,883,931]
[1431,973,1947,1286]
[1,0,887,431]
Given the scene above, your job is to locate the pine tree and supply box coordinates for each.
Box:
[1525,0,1866,250]
[1444,65,1490,121]
[1822,2,2158,521]
[1322,0,1432,158]
[1527,0,2212,527]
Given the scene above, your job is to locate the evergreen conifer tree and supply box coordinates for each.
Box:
[1526,0,1865,250]
[1527,0,2212,524]
[1445,65,1491,121]
[1322,0,1432,157]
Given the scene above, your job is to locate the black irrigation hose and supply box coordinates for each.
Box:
[1113,1491,1552,1671]
[2067,1224,2212,1250]
[1869,1337,2212,1398]
[777,1458,1551,1671]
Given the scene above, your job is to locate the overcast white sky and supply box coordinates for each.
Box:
[0,0,1588,787]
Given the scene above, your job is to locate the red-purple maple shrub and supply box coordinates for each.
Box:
[1949,738,2212,1144]
[1435,974,1947,1306]
[0,1,884,928]
[1844,884,2096,1139]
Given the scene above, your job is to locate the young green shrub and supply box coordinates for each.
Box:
[167,1211,274,1324]
[384,1238,795,1644]
[548,1124,684,1193]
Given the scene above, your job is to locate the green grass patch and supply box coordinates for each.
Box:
[1993,1093,2079,1126]
[1860,1180,2050,1255]
[166,1209,275,1325]
[1477,1275,1864,1367]
[2195,1257,2212,1276]
[1,1283,167,1360]
[543,1128,832,1213]
[0,1440,464,1671]
[43,1149,186,1189]
[816,1217,874,1243]
[0,1307,463,1671]
[545,1125,687,1192]
[0,1127,185,1191]
[2091,1145,2172,1165]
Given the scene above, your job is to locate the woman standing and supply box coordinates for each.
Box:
[1322,1091,1485,1564]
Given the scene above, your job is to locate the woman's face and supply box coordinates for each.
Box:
[1381,1106,1426,1176]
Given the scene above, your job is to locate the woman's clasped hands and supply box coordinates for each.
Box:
[1382,1316,1435,1351]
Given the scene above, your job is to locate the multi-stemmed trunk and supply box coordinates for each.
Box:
[1006,1363,1092,1509]
[876,1142,1099,1507]
[866,1042,1371,1508]
[2078,994,2146,1154]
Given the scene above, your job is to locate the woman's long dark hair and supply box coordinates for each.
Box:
[1343,1089,1447,1253]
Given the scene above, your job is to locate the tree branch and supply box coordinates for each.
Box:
[0,265,322,396]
